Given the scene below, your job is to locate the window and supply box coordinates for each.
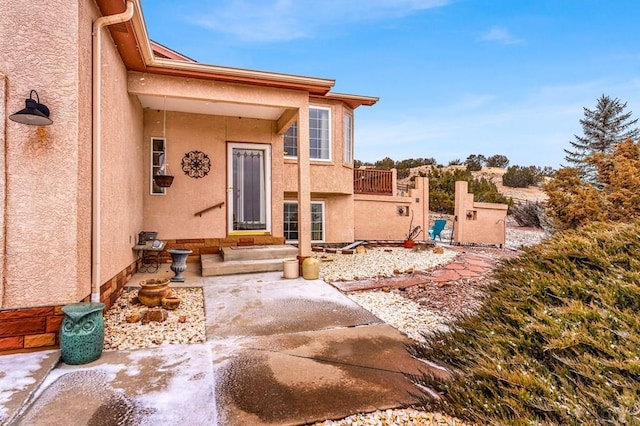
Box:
[283,202,325,242]
[283,107,332,161]
[284,122,298,158]
[283,202,299,241]
[344,113,353,163]
[310,106,331,160]
[150,137,166,195]
[311,202,324,241]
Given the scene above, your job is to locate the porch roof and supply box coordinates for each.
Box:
[96,0,337,96]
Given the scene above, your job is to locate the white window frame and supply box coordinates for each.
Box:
[283,201,325,243]
[150,137,166,195]
[283,122,298,159]
[344,113,353,164]
[283,202,299,242]
[309,106,332,161]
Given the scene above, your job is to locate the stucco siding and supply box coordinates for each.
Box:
[142,111,278,239]
[453,181,507,245]
[0,1,88,308]
[76,0,96,302]
[99,32,145,283]
[354,177,429,241]
[322,195,354,243]
[354,196,414,241]
[0,74,6,307]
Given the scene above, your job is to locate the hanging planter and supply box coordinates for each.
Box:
[153,103,174,189]
[153,163,174,188]
[154,174,174,187]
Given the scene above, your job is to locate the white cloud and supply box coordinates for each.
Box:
[192,0,451,43]
[480,27,523,45]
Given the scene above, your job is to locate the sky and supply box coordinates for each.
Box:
[139,0,640,168]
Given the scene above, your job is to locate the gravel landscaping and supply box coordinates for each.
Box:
[103,287,206,350]
[311,408,471,426]
[315,247,458,282]
[347,291,451,342]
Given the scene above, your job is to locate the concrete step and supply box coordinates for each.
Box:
[201,254,290,276]
[221,244,298,262]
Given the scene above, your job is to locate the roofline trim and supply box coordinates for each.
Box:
[312,92,379,109]
[116,0,334,94]
[150,58,335,88]
[150,40,197,62]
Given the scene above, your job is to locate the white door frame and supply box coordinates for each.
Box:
[227,142,272,234]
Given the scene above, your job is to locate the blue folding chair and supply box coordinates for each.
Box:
[428,219,447,241]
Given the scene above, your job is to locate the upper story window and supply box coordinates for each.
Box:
[283,106,332,161]
[284,122,298,158]
[344,113,353,164]
[150,137,166,195]
[310,106,331,161]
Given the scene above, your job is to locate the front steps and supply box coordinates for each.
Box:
[201,244,298,276]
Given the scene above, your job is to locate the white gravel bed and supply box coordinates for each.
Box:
[103,287,206,350]
[347,291,451,342]
[316,247,457,282]
[311,408,470,425]
[505,227,549,249]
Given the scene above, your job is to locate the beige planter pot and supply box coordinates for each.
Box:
[302,257,320,280]
[283,259,299,279]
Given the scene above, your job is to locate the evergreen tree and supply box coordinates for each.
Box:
[374,156,395,170]
[546,139,640,229]
[485,154,510,168]
[464,154,486,171]
[564,95,639,185]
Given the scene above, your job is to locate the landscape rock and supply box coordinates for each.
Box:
[125,313,141,323]
[141,308,168,324]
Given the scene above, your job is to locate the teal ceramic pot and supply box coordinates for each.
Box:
[60,302,106,365]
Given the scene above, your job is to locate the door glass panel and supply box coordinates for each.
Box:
[232,148,266,231]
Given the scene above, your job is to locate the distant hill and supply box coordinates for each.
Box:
[401,166,548,203]
[472,167,548,203]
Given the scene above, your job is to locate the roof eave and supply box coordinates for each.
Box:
[317,92,380,109]
[148,58,335,95]
[96,0,335,95]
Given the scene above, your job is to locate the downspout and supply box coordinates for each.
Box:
[91,2,135,303]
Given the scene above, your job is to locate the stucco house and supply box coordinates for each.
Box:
[0,0,439,352]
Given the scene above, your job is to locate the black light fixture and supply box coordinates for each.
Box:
[9,90,52,126]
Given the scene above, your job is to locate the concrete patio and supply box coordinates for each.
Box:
[0,266,436,425]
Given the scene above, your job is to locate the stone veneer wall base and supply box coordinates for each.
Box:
[158,235,286,263]
[0,261,137,354]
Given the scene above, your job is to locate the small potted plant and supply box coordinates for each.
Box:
[404,212,423,248]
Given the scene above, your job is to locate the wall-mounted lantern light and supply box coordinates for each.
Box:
[9,90,52,126]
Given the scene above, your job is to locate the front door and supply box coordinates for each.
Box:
[227,143,271,234]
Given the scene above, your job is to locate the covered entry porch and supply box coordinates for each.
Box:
[128,71,330,261]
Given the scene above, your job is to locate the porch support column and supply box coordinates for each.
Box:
[296,106,311,258]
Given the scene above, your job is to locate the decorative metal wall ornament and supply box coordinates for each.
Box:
[181,150,211,178]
